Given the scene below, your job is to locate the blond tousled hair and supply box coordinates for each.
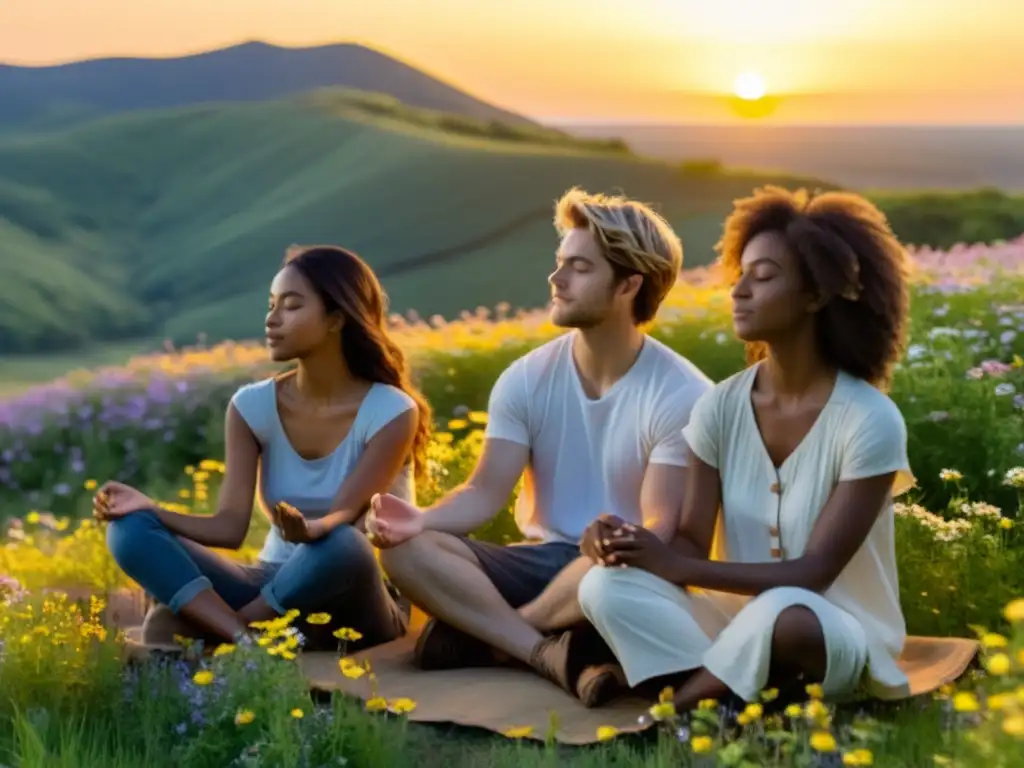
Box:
[553,187,683,323]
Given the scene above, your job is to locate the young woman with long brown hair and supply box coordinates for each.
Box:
[95,245,432,650]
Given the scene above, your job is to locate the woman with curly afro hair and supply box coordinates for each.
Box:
[576,186,918,714]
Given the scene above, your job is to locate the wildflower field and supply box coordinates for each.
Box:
[2,235,1024,766]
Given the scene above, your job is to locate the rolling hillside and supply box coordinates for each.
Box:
[0,41,534,132]
[0,89,828,354]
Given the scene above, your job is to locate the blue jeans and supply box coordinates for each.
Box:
[106,510,406,649]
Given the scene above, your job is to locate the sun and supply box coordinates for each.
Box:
[733,71,768,101]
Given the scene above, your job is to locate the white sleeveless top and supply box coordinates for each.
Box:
[230,376,416,564]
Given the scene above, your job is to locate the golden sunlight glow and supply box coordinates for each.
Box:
[733,71,767,100]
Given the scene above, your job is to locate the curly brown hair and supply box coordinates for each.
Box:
[716,186,912,390]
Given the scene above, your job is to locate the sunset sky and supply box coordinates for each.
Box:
[2,0,1022,124]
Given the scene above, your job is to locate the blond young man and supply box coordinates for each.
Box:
[366,188,712,704]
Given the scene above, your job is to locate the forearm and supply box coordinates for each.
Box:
[668,533,708,560]
[420,483,502,536]
[518,556,594,632]
[152,506,246,549]
[318,507,364,533]
[671,556,826,596]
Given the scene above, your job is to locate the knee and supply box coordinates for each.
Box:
[577,565,634,622]
[739,588,824,652]
[378,531,445,584]
[311,525,376,576]
[771,606,823,651]
[106,509,163,566]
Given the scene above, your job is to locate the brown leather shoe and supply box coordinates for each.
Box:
[413,618,495,670]
[577,663,627,708]
[528,630,581,695]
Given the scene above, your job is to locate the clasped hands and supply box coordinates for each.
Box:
[580,513,684,583]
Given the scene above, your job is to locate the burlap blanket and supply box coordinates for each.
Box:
[298,631,978,745]
[122,604,978,746]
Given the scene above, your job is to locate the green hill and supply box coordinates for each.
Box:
[0,89,828,354]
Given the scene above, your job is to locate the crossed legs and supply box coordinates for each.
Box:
[379,532,616,699]
[578,566,868,711]
[107,510,405,649]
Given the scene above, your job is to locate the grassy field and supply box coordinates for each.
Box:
[1,234,1023,765]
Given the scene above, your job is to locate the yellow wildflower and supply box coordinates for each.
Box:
[987,693,1013,711]
[981,632,1008,649]
[691,735,714,753]
[306,612,332,625]
[1000,518,1013,529]
[1004,598,1024,623]
[213,643,236,657]
[649,701,676,721]
[939,469,963,482]
[843,748,874,766]
[234,709,255,726]
[389,698,417,714]
[596,725,619,741]
[366,697,388,712]
[810,731,837,752]
[761,688,779,702]
[1003,714,1024,738]
[952,691,980,712]
[290,708,304,719]
[985,653,1011,676]
[25,511,40,525]
[339,657,366,679]
[805,699,830,724]
[84,479,98,491]
[503,725,534,738]
[784,703,803,718]
[467,410,488,424]
[805,683,824,699]
[698,698,718,710]
[192,670,214,686]
[447,419,468,430]
[333,627,363,641]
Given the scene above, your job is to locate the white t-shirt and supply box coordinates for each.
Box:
[485,331,713,544]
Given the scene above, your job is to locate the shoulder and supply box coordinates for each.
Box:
[230,376,276,416]
[369,383,417,415]
[510,333,573,377]
[491,333,572,397]
[835,374,907,438]
[363,383,417,438]
[692,365,754,414]
[645,337,713,396]
[228,376,277,440]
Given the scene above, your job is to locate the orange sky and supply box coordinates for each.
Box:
[2,0,1022,124]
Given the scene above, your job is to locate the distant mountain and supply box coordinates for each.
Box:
[0,40,535,131]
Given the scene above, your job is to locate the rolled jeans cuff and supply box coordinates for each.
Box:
[168,576,214,613]
[260,582,287,616]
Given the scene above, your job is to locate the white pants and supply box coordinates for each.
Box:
[578,566,868,702]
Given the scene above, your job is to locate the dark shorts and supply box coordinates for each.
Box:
[459,537,581,608]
